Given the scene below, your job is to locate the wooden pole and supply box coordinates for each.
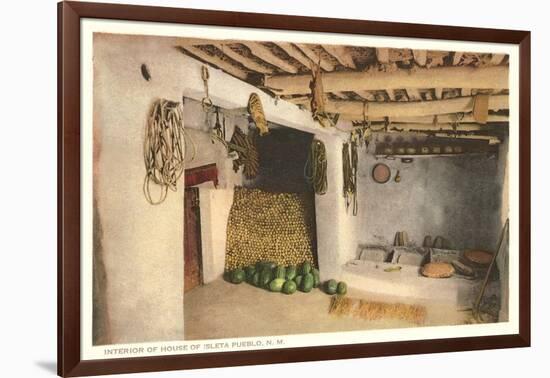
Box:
[381,123,493,131]
[377,114,508,124]
[179,46,248,80]
[274,42,312,70]
[323,45,356,69]
[264,65,509,95]
[413,50,427,66]
[291,94,509,118]
[473,219,509,321]
[376,48,390,63]
[295,44,335,71]
[241,42,299,73]
[215,43,274,74]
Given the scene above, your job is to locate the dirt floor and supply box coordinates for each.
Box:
[184,278,473,340]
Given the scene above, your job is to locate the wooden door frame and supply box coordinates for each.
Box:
[184,187,204,290]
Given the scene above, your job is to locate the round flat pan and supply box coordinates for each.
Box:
[372,163,391,183]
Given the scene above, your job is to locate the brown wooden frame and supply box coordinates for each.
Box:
[58,1,531,376]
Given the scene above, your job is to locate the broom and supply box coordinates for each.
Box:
[329,295,427,325]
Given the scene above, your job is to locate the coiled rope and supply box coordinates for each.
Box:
[304,139,328,195]
[143,99,195,205]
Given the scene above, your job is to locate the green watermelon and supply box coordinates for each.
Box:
[325,279,338,295]
[312,268,320,288]
[301,261,312,275]
[269,278,286,292]
[251,271,261,287]
[337,281,347,295]
[260,268,273,288]
[301,273,314,292]
[274,265,286,279]
[282,280,297,294]
[230,269,246,284]
[244,265,256,279]
[285,265,297,281]
[256,261,276,271]
[223,270,232,282]
[294,275,303,288]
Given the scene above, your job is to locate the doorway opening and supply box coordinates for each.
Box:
[184,187,203,293]
[226,125,319,270]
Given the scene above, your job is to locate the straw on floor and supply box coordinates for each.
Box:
[329,295,427,325]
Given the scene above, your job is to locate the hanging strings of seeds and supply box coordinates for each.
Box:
[304,139,328,195]
[342,141,358,215]
[143,98,195,205]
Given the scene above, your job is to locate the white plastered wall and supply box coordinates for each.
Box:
[93,34,190,344]
[313,133,359,281]
[93,33,350,344]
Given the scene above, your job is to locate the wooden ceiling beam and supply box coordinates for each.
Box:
[275,42,313,70]
[354,90,376,102]
[413,50,427,66]
[240,42,298,73]
[453,52,464,65]
[332,91,349,99]
[322,45,356,69]
[491,53,506,65]
[406,88,422,101]
[214,43,274,74]
[369,122,491,132]
[433,134,501,144]
[178,46,248,80]
[361,114,509,124]
[295,44,335,71]
[322,94,509,118]
[263,65,509,95]
[376,48,390,63]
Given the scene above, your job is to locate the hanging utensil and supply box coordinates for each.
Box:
[372,163,391,184]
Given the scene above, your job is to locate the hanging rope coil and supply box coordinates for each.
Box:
[304,139,328,195]
[143,99,194,205]
[343,141,358,215]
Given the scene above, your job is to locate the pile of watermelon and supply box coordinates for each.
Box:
[225,261,347,296]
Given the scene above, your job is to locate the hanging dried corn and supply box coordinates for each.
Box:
[342,141,358,215]
[304,139,328,195]
[248,93,269,136]
[143,99,195,205]
[309,62,337,128]
[229,127,260,179]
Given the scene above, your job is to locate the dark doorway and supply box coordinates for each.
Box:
[243,125,319,267]
[184,187,203,292]
[246,126,314,193]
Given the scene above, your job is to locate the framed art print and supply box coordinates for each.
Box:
[58,1,531,376]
